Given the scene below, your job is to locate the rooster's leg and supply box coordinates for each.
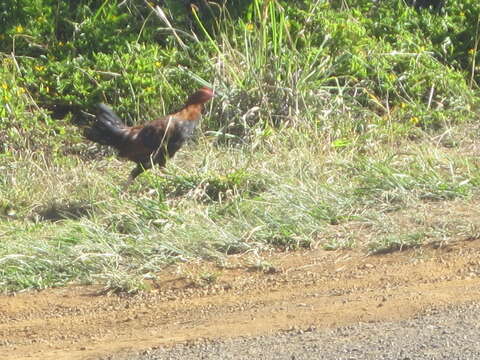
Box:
[123,164,147,188]
[130,163,147,180]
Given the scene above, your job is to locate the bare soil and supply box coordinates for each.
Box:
[2,240,480,360]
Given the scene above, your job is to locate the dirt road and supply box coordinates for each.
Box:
[119,302,480,359]
[1,240,480,360]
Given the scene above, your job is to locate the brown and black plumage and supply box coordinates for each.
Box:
[85,87,214,184]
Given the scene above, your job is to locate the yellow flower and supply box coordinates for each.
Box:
[35,65,45,72]
[245,23,254,31]
[155,61,161,67]
[460,11,465,17]
[468,48,476,56]
[1,83,7,90]
[15,25,24,33]
[58,41,64,46]
[18,87,25,94]
[410,116,419,125]
[400,102,407,109]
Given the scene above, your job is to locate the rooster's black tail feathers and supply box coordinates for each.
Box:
[85,104,127,148]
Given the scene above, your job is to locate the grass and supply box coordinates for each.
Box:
[2,127,480,293]
[1,0,480,293]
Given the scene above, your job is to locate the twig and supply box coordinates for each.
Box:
[427,85,435,110]
[144,1,188,50]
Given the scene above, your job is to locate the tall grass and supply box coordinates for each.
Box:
[2,129,480,293]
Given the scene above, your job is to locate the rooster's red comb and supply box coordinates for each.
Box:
[186,87,214,105]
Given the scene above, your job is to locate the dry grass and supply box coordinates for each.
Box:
[1,123,480,293]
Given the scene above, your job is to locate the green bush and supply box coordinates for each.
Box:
[0,0,478,152]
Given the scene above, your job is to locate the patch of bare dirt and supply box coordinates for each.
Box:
[2,240,480,360]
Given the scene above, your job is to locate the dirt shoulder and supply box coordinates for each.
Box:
[2,240,480,360]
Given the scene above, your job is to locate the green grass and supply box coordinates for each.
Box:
[1,0,480,293]
[2,129,480,293]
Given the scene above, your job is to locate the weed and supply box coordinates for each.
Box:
[323,237,356,251]
[247,259,279,274]
[368,232,426,255]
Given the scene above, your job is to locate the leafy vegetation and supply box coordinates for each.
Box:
[1,0,480,293]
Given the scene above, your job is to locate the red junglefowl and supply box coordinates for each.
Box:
[85,87,214,185]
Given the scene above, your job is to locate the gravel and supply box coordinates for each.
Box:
[118,302,480,360]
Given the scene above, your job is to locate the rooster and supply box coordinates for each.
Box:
[85,87,214,185]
